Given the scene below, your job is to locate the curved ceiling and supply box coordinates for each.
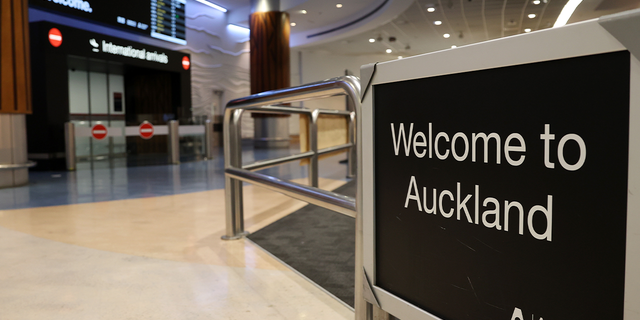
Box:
[213,0,640,56]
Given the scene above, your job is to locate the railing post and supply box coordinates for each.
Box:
[168,120,180,164]
[64,122,76,171]
[205,119,214,159]
[222,109,248,240]
[308,109,319,188]
[348,111,356,179]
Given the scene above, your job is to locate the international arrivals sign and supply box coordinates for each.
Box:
[91,38,169,64]
[360,14,640,320]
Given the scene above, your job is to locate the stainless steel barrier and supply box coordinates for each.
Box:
[222,75,367,319]
[64,121,219,170]
[205,120,215,159]
[167,120,180,164]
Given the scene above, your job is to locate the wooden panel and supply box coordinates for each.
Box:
[250,11,290,118]
[299,114,348,165]
[0,0,31,114]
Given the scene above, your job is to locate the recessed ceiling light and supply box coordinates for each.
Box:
[524,28,532,32]
[443,33,450,38]
[451,45,457,48]
[290,22,296,27]
[397,56,403,59]
[533,0,541,4]
[386,49,392,53]
[427,7,436,12]
[528,13,536,18]
[301,10,307,14]
[336,4,342,8]
[434,20,442,25]
[369,38,375,43]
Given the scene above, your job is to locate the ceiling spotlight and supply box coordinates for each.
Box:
[434,20,442,25]
[290,22,296,27]
[369,38,375,43]
[524,28,532,32]
[301,9,307,14]
[427,7,436,12]
[397,56,403,59]
[336,3,342,8]
[386,49,392,53]
[443,33,450,38]
[528,13,536,18]
[533,0,541,4]
[451,45,457,48]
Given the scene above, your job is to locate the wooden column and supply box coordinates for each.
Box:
[0,0,31,114]
[249,10,291,148]
[250,11,290,95]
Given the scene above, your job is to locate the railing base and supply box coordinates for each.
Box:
[221,231,250,241]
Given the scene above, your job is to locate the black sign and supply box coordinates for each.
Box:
[373,51,629,320]
[33,22,190,73]
[31,0,187,45]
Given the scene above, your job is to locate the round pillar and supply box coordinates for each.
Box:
[250,0,291,148]
[1,0,33,187]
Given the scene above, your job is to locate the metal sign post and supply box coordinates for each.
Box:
[359,10,640,320]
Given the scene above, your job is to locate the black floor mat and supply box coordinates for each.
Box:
[247,180,356,307]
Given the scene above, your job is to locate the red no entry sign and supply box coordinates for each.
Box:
[139,122,154,139]
[91,124,108,140]
[182,56,190,70]
[48,28,62,47]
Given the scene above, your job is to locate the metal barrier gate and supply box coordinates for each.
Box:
[222,75,376,319]
[64,120,218,170]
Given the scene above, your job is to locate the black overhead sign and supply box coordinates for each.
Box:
[32,0,187,45]
[34,22,190,73]
[373,51,629,320]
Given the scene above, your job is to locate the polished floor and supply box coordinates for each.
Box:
[0,146,354,319]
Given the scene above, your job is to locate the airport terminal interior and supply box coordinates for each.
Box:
[1,0,640,319]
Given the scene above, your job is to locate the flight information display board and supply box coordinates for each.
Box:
[31,0,187,45]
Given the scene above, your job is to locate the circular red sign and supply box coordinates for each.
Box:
[182,56,190,70]
[48,28,62,47]
[139,122,154,139]
[91,124,108,140]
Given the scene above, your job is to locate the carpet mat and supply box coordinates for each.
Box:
[247,180,356,307]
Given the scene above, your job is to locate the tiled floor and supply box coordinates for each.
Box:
[0,147,354,319]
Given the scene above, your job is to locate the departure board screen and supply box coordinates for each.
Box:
[31,0,188,45]
[150,0,186,44]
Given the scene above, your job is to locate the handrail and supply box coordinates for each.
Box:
[222,75,366,320]
[226,167,356,217]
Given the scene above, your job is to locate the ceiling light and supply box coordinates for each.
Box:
[554,0,583,28]
[451,45,457,48]
[301,10,307,14]
[443,33,450,38]
[434,20,442,25]
[386,49,392,53]
[427,7,436,12]
[194,0,227,12]
[397,56,403,59]
[533,0,541,4]
[336,4,342,8]
[528,13,536,18]
[369,38,375,43]
[524,28,532,32]
[290,22,296,27]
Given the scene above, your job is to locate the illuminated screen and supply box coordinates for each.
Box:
[32,0,187,45]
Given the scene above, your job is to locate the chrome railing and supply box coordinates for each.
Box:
[222,75,366,319]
